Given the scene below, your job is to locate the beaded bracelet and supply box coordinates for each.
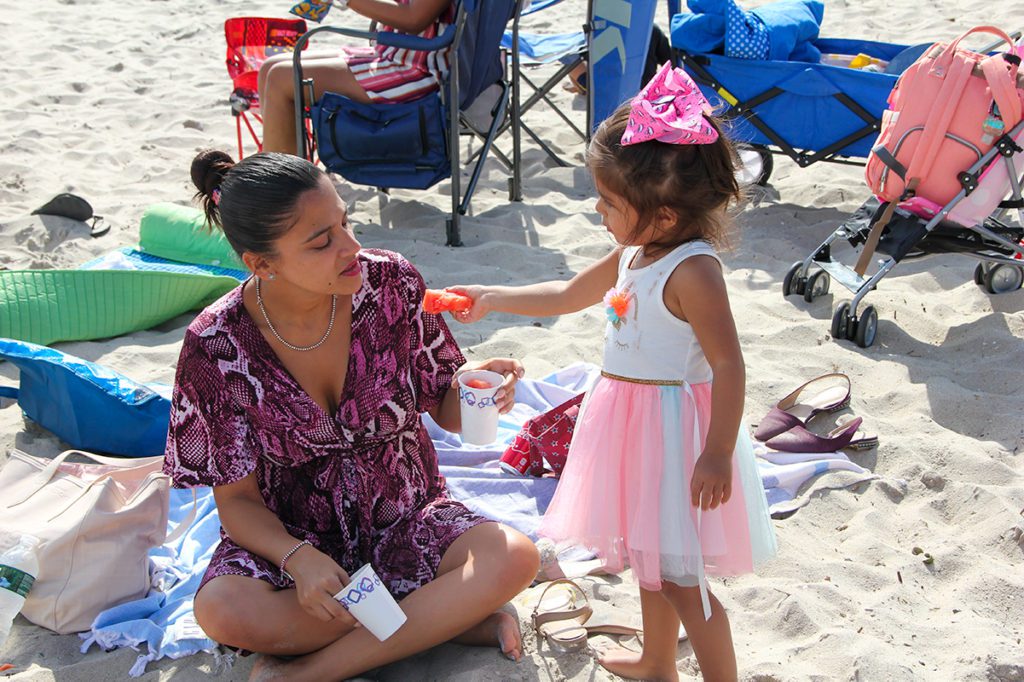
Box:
[279,539,312,576]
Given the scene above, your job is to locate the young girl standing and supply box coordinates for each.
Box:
[451,63,776,680]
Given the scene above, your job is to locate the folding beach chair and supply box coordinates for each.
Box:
[294,0,522,246]
[225,17,308,160]
[502,0,588,166]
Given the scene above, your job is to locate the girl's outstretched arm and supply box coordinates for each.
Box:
[448,247,622,323]
[664,255,745,511]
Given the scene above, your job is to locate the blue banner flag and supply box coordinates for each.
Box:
[588,0,657,131]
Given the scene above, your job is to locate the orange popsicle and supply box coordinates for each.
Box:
[423,289,473,314]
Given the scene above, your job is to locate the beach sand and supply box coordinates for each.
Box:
[1,0,1022,679]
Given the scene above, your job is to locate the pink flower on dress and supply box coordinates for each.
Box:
[603,287,634,330]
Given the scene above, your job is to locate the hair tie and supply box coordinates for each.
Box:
[621,62,719,147]
[211,188,222,206]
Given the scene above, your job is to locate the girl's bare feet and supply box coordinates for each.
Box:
[596,644,679,682]
[452,610,524,661]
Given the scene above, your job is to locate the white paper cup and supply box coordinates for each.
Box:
[332,563,406,641]
[458,369,503,445]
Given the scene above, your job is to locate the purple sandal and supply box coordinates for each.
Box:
[754,373,852,442]
[766,417,873,453]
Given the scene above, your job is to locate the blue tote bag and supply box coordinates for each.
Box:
[0,338,171,457]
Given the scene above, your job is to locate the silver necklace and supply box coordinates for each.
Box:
[255,277,337,352]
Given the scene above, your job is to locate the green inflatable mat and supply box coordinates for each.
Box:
[0,269,238,346]
[138,202,246,271]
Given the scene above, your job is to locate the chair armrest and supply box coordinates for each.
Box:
[293,22,455,55]
[294,24,378,52]
[376,23,456,51]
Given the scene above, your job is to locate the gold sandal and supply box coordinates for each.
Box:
[531,578,592,652]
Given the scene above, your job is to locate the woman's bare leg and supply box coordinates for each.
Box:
[249,523,540,681]
[597,587,681,681]
[195,575,357,655]
[661,583,737,681]
[256,51,340,100]
[258,56,372,154]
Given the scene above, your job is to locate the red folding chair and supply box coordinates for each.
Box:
[225,17,308,159]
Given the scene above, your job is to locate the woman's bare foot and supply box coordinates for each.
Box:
[452,611,523,661]
[596,645,679,681]
[248,654,296,682]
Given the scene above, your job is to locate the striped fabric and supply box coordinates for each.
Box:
[343,0,456,102]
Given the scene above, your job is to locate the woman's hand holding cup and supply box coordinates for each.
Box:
[452,358,524,415]
[286,544,358,626]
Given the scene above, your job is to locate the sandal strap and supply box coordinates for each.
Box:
[533,604,593,630]
[531,578,591,628]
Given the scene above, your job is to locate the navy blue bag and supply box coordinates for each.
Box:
[313,92,450,190]
[0,338,171,457]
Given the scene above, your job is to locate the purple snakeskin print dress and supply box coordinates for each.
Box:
[164,249,489,599]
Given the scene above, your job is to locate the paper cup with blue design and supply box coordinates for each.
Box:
[458,369,503,445]
[332,563,406,641]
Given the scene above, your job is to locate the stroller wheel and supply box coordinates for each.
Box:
[782,262,803,297]
[983,264,1024,294]
[831,302,851,340]
[803,270,830,303]
[973,262,985,286]
[853,305,878,348]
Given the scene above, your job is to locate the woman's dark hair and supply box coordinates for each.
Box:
[587,103,742,252]
[190,150,326,257]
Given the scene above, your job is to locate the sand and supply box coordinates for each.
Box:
[1,0,1022,679]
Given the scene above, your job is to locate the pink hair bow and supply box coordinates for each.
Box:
[620,62,719,146]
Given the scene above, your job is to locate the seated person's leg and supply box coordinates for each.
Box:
[250,520,540,679]
[256,50,341,102]
[195,574,356,655]
[260,56,372,155]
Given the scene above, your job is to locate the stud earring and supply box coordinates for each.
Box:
[267,273,276,280]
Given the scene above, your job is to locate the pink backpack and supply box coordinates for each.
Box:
[865,26,1023,207]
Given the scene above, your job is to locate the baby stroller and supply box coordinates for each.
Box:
[783,113,1024,348]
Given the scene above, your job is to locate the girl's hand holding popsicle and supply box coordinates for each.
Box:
[436,285,490,323]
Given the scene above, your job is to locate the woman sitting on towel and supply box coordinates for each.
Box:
[165,149,538,680]
[258,0,455,155]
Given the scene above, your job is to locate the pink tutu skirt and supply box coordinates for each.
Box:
[539,375,776,592]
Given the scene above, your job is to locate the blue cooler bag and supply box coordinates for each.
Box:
[0,338,171,457]
[313,91,451,190]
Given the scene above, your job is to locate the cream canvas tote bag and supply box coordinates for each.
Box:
[0,449,191,634]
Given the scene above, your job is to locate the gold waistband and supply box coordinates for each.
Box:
[600,370,685,386]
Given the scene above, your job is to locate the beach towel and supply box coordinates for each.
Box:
[0,269,238,346]
[671,0,824,63]
[82,247,248,281]
[79,362,874,675]
[754,442,878,517]
[80,488,228,676]
[79,364,598,676]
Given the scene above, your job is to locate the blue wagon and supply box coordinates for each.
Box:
[672,37,920,184]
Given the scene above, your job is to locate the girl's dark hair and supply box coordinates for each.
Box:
[190,150,326,257]
[587,103,742,252]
